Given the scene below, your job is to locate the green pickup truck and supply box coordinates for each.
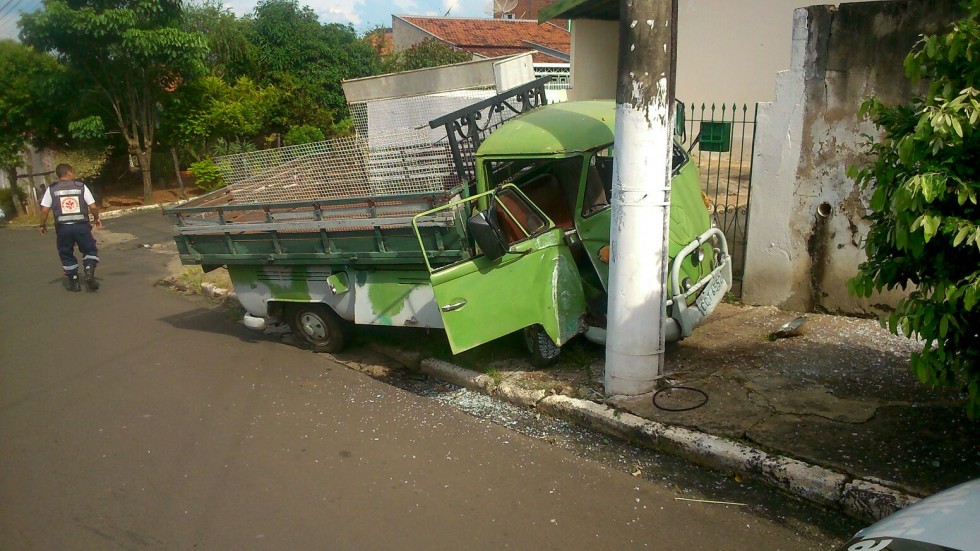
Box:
[166,78,732,365]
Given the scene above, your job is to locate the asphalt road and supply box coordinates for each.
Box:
[1,212,845,550]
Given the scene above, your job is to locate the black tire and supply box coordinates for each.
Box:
[289,304,348,353]
[523,324,560,368]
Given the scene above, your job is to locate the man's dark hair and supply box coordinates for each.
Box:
[55,164,73,178]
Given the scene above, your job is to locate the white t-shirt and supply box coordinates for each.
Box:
[40,181,96,208]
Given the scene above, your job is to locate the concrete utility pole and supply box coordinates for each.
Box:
[605,0,678,395]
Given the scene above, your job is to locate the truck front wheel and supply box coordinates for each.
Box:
[289,304,347,353]
[523,324,560,368]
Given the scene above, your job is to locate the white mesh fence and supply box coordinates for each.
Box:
[213,127,460,205]
[350,87,497,144]
[207,86,512,206]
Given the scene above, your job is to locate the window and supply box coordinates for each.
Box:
[492,187,547,245]
[581,143,690,217]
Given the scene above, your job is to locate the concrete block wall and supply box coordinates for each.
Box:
[743,0,965,314]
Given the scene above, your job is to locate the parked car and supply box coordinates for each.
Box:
[836,478,980,551]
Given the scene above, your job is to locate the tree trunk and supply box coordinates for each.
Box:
[24,148,40,216]
[171,147,187,200]
[5,167,27,217]
[137,148,153,203]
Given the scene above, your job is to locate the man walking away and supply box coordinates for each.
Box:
[38,164,102,291]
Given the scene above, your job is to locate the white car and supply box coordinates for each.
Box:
[836,478,980,551]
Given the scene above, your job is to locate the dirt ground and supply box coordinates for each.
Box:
[101,185,202,211]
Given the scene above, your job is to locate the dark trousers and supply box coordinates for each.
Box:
[55,223,99,276]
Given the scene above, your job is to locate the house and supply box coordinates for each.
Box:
[539,0,886,105]
[391,15,571,96]
[491,0,568,30]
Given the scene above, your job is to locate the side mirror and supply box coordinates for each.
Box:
[467,210,507,262]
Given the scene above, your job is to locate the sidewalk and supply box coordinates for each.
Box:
[356,302,978,523]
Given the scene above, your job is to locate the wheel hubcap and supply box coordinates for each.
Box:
[299,312,328,341]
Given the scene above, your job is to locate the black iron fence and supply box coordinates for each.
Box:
[681,102,758,297]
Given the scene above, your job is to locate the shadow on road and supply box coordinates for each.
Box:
[158,307,267,345]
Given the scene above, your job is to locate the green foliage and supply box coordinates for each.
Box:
[68,116,106,142]
[849,3,980,418]
[183,0,255,78]
[241,0,377,126]
[381,38,472,73]
[188,158,225,192]
[166,75,279,160]
[0,40,67,170]
[211,138,257,157]
[55,148,112,182]
[284,125,326,146]
[21,0,208,201]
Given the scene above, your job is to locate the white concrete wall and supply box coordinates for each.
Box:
[567,19,618,101]
[676,0,876,105]
[743,0,964,313]
[392,17,437,52]
[741,8,819,311]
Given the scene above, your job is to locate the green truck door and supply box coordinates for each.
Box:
[416,186,587,354]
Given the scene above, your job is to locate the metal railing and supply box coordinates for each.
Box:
[682,102,758,297]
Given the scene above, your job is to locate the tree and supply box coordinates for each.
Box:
[849,3,980,417]
[0,40,67,211]
[182,0,255,79]
[242,0,377,132]
[381,38,473,73]
[163,75,280,161]
[21,0,207,203]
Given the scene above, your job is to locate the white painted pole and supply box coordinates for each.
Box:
[605,0,677,396]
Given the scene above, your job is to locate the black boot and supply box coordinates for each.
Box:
[67,274,81,292]
[84,263,99,291]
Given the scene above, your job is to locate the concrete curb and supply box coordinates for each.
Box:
[416,356,918,523]
[101,199,192,220]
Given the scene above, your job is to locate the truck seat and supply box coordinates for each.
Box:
[494,189,546,245]
[521,174,575,230]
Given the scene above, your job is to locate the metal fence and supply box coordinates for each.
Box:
[207,82,525,207]
[682,102,758,297]
[210,127,461,206]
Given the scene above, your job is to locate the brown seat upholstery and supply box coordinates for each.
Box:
[521,174,575,230]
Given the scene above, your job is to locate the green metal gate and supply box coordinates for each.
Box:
[682,102,758,297]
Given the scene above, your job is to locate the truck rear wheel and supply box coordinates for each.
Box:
[289,304,347,353]
[523,324,560,368]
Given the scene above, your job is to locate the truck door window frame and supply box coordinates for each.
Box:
[412,184,555,274]
[580,143,693,219]
[486,156,584,230]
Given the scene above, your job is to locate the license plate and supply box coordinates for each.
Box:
[696,275,725,316]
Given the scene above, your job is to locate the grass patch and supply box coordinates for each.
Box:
[176,266,233,294]
[484,367,503,385]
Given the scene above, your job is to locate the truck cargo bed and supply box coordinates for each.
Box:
[166,192,469,268]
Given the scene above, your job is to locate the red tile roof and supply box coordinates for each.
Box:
[397,16,569,65]
[365,29,394,57]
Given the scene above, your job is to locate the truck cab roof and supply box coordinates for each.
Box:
[476,100,616,158]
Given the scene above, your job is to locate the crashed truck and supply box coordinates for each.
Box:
[165,55,732,366]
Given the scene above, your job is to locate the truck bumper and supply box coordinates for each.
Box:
[582,227,732,346]
[668,227,733,340]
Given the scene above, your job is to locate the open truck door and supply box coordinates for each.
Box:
[413,185,586,356]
